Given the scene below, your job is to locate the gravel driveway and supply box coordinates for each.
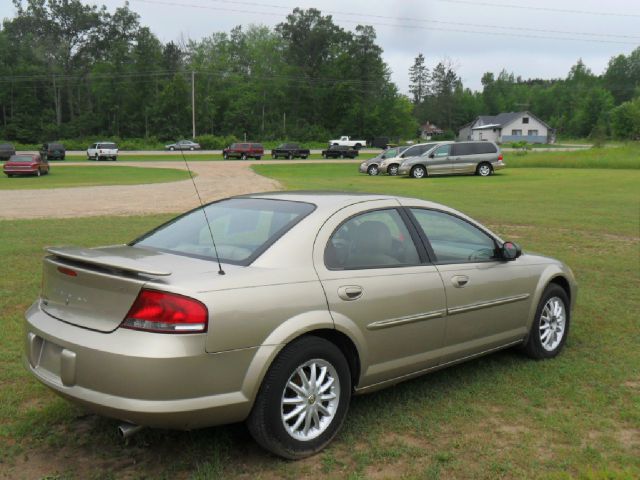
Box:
[0,159,362,220]
[0,160,287,220]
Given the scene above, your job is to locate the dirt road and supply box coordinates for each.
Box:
[0,159,360,220]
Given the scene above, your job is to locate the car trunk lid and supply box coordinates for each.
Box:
[41,246,172,332]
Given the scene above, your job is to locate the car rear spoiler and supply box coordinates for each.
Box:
[45,246,172,276]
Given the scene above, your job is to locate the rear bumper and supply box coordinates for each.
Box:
[493,160,506,171]
[24,301,267,429]
[4,167,37,175]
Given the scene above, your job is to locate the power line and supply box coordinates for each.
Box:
[130,0,640,45]
[435,0,640,18]
[196,0,640,39]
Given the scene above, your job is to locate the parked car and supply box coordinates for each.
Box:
[378,142,446,176]
[0,143,16,160]
[223,143,264,160]
[358,145,410,176]
[322,145,359,159]
[398,141,505,178]
[329,136,367,149]
[165,140,201,151]
[40,142,66,161]
[271,143,310,159]
[3,153,49,177]
[24,192,575,459]
[87,142,118,161]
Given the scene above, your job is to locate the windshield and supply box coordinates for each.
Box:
[133,198,315,265]
[419,143,441,156]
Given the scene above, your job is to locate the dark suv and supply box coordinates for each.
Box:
[223,143,264,160]
[0,143,16,160]
[321,145,359,159]
[40,142,66,160]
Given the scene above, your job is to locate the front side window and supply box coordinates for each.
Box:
[432,144,450,158]
[325,209,420,269]
[134,198,315,265]
[410,209,497,264]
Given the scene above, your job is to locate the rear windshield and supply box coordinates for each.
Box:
[251,143,263,149]
[99,143,117,149]
[133,198,316,265]
[48,143,64,150]
[9,155,33,162]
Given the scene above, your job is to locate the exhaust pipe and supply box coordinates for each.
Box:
[117,422,143,439]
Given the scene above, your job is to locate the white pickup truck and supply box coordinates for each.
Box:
[329,136,367,149]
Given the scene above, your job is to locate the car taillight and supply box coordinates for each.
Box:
[121,289,208,333]
[498,154,503,161]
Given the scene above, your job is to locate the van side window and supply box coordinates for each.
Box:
[432,145,450,158]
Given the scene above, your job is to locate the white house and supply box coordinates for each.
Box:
[458,111,553,144]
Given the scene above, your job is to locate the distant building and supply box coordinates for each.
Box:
[458,112,553,144]
[420,121,444,139]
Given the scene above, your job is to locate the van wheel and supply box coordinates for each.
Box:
[410,165,426,179]
[476,163,493,176]
[388,164,399,176]
[367,164,379,176]
[247,336,351,459]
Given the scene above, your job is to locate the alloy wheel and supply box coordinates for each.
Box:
[539,297,566,351]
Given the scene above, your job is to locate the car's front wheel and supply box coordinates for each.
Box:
[523,284,570,359]
[410,165,426,179]
[247,336,352,459]
[367,164,379,176]
[388,164,399,176]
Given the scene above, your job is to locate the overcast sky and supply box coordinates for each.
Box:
[2,0,638,92]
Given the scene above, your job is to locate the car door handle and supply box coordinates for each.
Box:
[451,275,469,288]
[337,286,363,301]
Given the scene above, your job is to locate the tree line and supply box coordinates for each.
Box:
[408,50,640,140]
[1,0,638,145]
[0,1,415,144]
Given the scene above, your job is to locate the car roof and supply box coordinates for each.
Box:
[240,191,453,213]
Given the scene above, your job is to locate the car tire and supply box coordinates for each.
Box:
[322,154,327,159]
[410,165,427,179]
[367,164,379,176]
[36,169,41,177]
[354,143,362,150]
[523,284,570,360]
[301,156,308,159]
[476,163,493,177]
[272,154,277,159]
[388,164,399,176]
[288,153,293,160]
[241,153,247,160]
[223,153,228,160]
[170,146,175,151]
[247,336,352,460]
[190,147,194,151]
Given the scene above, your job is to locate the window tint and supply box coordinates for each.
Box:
[451,143,475,156]
[432,144,450,158]
[402,145,421,157]
[325,209,420,269]
[410,209,497,264]
[475,142,497,154]
[135,198,314,265]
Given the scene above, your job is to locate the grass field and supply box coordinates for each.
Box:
[506,144,639,169]
[0,162,638,478]
[0,165,191,190]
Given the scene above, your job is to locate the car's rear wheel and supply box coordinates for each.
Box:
[189,147,194,151]
[410,165,426,179]
[523,285,570,359]
[223,153,228,159]
[476,162,493,177]
[301,155,308,159]
[35,169,41,177]
[367,164,379,176]
[241,153,247,160]
[288,153,293,160]
[169,146,175,151]
[247,336,351,459]
[388,164,399,176]
[322,153,327,159]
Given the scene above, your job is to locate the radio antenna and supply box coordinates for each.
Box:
[179,146,225,275]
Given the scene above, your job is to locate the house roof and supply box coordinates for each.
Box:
[467,111,551,131]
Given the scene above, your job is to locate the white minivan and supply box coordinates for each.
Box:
[87,142,119,161]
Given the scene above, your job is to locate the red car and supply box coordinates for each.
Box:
[3,154,50,177]
[222,142,264,160]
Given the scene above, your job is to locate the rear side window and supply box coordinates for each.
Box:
[475,142,497,154]
[251,143,262,149]
[451,143,475,156]
[325,209,420,270]
[99,143,117,149]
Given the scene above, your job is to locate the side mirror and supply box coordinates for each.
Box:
[381,154,386,159]
[501,241,522,260]
[429,153,435,158]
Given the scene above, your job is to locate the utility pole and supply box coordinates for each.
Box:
[191,71,196,139]
[283,112,286,136]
